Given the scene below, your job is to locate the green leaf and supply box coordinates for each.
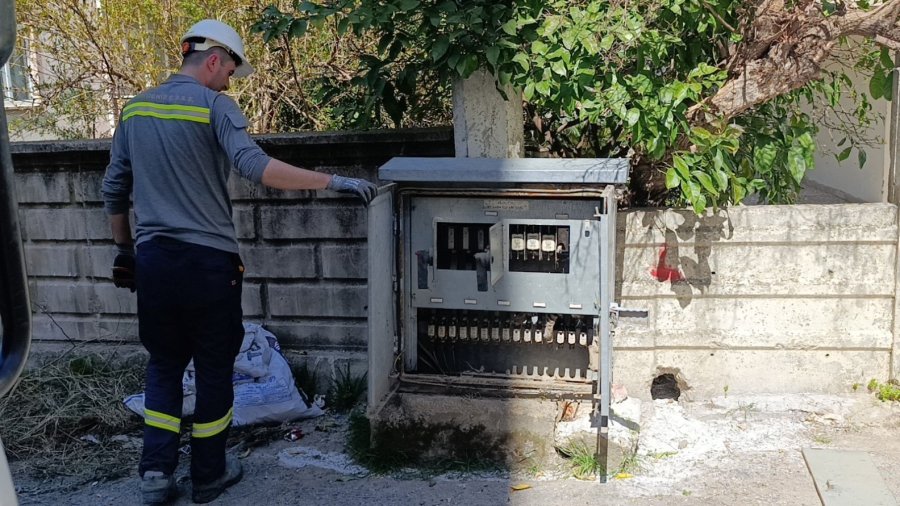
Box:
[714,170,729,191]
[837,146,852,162]
[881,47,895,69]
[431,37,450,61]
[787,147,807,184]
[731,183,746,204]
[626,108,640,127]
[485,46,500,67]
[693,170,718,195]
[497,69,512,86]
[397,0,419,11]
[456,54,479,78]
[712,149,725,171]
[796,132,815,152]
[337,17,350,35]
[870,70,887,99]
[671,82,689,105]
[659,88,673,105]
[690,190,707,215]
[551,60,567,76]
[673,155,690,180]
[542,15,562,35]
[649,137,666,160]
[377,33,393,54]
[524,82,535,101]
[599,34,614,51]
[289,19,308,38]
[512,52,530,71]
[447,53,460,69]
[381,83,403,126]
[437,0,457,13]
[531,40,548,55]
[754,143,778,174]
[501,19,517,36]
[858,149,868,168]
[665,167,681,189]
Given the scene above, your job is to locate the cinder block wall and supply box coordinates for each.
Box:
[12,129,454,388]
[614,204,899,399]
[13,134,900,399]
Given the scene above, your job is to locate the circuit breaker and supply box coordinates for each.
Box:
[367,157,629,431]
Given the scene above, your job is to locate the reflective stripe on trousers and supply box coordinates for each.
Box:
[144,408,180,434]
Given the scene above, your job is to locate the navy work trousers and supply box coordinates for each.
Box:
[136,237,244,484]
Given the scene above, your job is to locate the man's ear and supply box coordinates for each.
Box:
[205,52,220,72]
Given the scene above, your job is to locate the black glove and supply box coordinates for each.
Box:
[327,175,378,205]
[112,244,136,292]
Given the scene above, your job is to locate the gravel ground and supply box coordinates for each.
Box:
[12,392,900,506]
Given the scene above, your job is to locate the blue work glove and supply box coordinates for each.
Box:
[112,243,136,293]
[327,175,377,205]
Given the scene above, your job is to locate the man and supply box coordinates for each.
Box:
[101,19,376,505]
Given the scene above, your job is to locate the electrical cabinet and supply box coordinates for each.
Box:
[367,157,629,432]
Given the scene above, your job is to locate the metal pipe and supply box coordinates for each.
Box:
[0,0,32,398]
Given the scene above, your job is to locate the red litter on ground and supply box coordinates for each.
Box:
[284,428,304,442]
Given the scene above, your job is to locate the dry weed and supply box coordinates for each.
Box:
[0,353,145,481]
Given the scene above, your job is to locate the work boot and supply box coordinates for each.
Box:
[192,455,243,504]
[141,470,176,505]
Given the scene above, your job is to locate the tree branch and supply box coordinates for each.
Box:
[691,0,900,123]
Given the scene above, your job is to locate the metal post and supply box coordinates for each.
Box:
[593,185,617,481]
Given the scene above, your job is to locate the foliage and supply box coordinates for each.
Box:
[255,0,893,210]
[10,0,376,139]
[867,378,900,402]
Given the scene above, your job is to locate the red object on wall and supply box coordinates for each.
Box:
[650,246,683,282]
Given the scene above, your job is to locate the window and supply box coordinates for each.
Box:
[1,46,31,103]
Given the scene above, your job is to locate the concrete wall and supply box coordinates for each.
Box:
[11,132,900,399]
[615,203,898,399]
[11,128,454,385]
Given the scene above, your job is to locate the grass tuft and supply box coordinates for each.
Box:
[556,439,601,480]
[329,362,367,412]
[292,361,321,398]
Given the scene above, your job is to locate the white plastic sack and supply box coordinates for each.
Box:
[234,323,275,381]
[125,323,323,426]
[182,323,275,392]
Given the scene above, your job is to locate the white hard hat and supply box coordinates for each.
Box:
[181,19,254,78]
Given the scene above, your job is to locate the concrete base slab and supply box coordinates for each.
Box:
[802,448,898,506]
[368,392,641,476]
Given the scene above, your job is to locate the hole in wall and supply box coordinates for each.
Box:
[651,373,681,400]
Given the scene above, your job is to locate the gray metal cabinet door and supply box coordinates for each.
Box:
[367,185,398,412]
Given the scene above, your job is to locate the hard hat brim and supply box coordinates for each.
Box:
[233,61,254,78]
